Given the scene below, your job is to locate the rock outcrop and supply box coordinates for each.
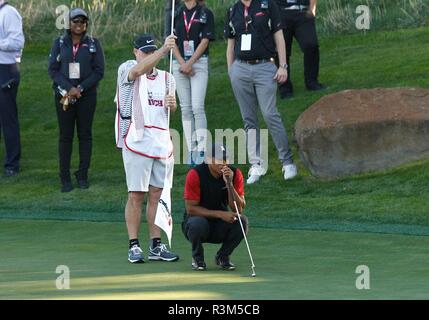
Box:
[294,88,429,178]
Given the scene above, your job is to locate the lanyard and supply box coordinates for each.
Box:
[72,43,80,61]
[244,6,250,33]
[183,10,197,39]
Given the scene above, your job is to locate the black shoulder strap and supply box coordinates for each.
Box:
[228,2,239,21]
[0,2,9,10]
[57,35,65,52]
[55,35,65,63]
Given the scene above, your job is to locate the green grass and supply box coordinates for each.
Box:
[1,27,429,235]
[9,0,429,42]
[1,219,428,299]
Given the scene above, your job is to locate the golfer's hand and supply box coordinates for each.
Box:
[162,35,177,54]
[274,67,288,84]
[221,166,234,185]
[165,94,177,112]
[220,211,239,224]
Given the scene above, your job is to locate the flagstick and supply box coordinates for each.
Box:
[167,0,175,128]
[160,0,176,248]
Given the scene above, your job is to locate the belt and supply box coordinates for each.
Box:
[282,5,308,11]
[239,58,274,65]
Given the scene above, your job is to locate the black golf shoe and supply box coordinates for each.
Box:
[192,258,207,271]
[215,255,236,271]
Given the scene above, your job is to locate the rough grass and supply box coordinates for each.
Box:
[0,27,428,235]
[8,0,429,42]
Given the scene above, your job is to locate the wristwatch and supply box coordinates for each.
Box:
[77,85,84,93]
[280,63,288,70]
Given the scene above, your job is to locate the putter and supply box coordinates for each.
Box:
[227,177,256,277]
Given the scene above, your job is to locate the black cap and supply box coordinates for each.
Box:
[133,34,158,53]
[208,143,229,161]
[70,8,89,20]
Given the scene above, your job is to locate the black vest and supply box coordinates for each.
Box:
[184,163,238,218]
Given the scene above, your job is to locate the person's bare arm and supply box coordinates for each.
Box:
[188,38,209,65]
[273,30,288,83]
[221,167,246,213]
[226,38,236,74]
[173,44,186,65]
[128,35,176,81]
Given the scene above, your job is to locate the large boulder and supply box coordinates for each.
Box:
[294,88,429,178]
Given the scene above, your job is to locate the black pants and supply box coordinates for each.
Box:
[279,10,320,94]
[182,215,247,262]
[0,64,21,172]
[55,93,96,182]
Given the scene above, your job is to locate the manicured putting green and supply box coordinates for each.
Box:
[0,219,428,299]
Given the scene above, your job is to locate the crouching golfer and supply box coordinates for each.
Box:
[115,34,179,263]
[182,143,248,271]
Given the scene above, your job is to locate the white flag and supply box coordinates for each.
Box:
[155,156,174,248]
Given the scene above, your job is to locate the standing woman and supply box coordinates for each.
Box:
[172,0,215,166]
[48,8,105,192]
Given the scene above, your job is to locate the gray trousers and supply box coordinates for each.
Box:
[229,60,294,167]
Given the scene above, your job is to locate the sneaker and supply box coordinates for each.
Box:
[282,163,297,180]
[128,245,145,263]
[148,243,179,262]
[191,258,207,271]
[215,255,236,271]
[246,165,267,185]
[194,150,205,165]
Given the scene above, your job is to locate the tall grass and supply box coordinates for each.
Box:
[9,0,429,43]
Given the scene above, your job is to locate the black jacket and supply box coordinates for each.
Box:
[48,33,105,94]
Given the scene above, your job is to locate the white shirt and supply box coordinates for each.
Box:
[0,2,25,64]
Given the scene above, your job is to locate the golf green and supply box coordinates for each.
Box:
[0,219,428,299]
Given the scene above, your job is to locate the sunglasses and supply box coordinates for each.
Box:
[71,19,87,24]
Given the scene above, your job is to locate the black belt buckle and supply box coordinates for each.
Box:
[243,58,274,65]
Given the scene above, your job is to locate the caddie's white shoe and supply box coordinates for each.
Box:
[246,165,267,185]
[282,164,297,180]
